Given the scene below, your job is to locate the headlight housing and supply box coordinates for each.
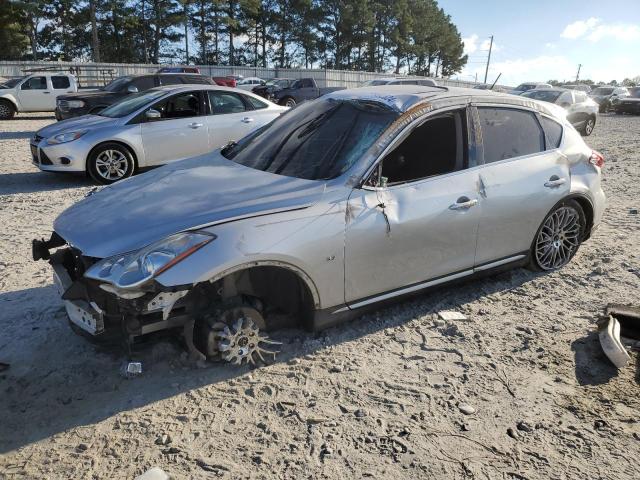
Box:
[46,130,87,145]
[84,232,215,289]
[60,99,85,109]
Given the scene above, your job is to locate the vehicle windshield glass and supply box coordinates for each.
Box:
[516,84,536,91]
[0,77,24,88]
[592,87,614,95]
[271,79,289,87]
[363,80,388,86]
[98,90,166,118]
[222,98,399,181]
[522,90,563,102]
[102,76,133,92]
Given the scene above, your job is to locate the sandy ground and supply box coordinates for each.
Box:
[0,112,639,480]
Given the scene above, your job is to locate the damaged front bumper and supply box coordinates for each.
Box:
[33,233,194,345]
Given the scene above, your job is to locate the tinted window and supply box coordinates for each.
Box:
[51,76,70,89]
[540,116,563,149]
[245,95,268,110]
[208,91,246,114]
[159,75,183,86]
[300,79,314,88]
[100,90,167,118]
[380,111,467,185]
[223,98,398,180]
[102,76,133,92]
[478,107,544,163]
[130,76,155,91]
[592,87,614,95]
[153,91,202,119]
[21,76,47,90]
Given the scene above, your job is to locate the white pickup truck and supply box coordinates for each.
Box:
[0,73,78,120]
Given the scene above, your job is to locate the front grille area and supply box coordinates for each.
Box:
[30,144,39,163]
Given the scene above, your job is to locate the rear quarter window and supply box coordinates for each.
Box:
[540,116,563,149]
[478,107,545,163]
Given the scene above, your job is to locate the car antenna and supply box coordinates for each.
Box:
[490,73,502,91]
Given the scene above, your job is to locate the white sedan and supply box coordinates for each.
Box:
[30,85,288,184]
[236,77,266,91]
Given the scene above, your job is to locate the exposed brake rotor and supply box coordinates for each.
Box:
[203,306,280,365]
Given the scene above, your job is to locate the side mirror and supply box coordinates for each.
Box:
[127,85,139,94]
[145,109,161,121]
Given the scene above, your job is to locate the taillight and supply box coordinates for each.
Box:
[590,150,604,168]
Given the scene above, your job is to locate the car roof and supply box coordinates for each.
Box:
[150,84,266,95]
[326,85,565,118]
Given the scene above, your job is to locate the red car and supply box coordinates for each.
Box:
[212,76,237,88]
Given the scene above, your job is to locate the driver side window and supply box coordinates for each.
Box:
[21,77,47,90]
[373,110,468,187]
[151,91,202,120]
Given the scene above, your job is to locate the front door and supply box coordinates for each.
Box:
[474,106,571,266]
[140,90,210,166]
[345,108,480,303]
[19,76,50,111]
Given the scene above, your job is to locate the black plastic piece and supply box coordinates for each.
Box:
[32,231,66,261]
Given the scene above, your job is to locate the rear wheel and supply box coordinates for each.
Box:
[87,142,135,185]
[529,199,586,271]
[0,100,15,120]
[581,115,595,136]
[281,97,296,108]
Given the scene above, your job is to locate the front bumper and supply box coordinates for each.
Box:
[30,137,88,173]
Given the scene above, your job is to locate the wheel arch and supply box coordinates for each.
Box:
[0,96,18,112]
[567,193,595,240]
[87,139,140,173]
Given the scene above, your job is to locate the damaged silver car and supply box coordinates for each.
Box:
[33,86,606,364]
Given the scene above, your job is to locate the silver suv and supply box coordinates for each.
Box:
[33,86,606,365]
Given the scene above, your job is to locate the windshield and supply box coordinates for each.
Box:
[522,90,563,102]
[515,84,536,91]
[362,80,389,87]
[222,98,399,181]
[99,90,166,118]
[102,76,133,92]
[592,87,614,95]
[0,77,24,88]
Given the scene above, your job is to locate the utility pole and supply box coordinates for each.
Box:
[483,35,493,84]
[575,64,582,83]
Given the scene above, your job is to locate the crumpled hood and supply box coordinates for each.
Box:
[36,114,119,139]
[54,152,326,258]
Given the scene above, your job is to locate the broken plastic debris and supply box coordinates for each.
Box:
[438,311,467,321]
[121,361,143,378]
[598,316,631,369]
[135,467,170,480]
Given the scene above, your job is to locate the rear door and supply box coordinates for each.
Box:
[140,90,209,166]
[473,106,570,266]
[205,90,256,148]
[18,76,50,111]
[50,75,74,106]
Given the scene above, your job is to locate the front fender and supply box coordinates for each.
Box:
[0,92,20,110]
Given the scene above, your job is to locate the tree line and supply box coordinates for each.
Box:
[1,0,468,76]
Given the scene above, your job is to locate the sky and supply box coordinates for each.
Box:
[439,0,640,86]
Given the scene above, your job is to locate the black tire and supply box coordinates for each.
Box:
[529,199,586,271]
[280,97,296,108]
[0,100,16,120]
[580,115,595,136]
[87,142,135,185]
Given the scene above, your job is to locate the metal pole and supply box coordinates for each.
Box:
[483,35,493,84]
[575,64,582,83]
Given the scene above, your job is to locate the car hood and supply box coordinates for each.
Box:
[54,152,327,258]
[58,90,115,101]
[618,97,640,103]
[36,114,119,138]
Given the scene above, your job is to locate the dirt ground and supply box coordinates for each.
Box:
[0,112,639,480]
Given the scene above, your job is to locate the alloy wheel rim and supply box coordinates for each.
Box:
[95,149,128,180]
[0,104,10,116]
[535,206,581,270]
[586,119,594,134]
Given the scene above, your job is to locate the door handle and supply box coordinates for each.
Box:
[188,122,203,129]
[241,117,254,123]
[43,91,50,94]
[544,178,566,188]
[449,197,478,210]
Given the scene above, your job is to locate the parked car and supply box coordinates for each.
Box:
[361,77,438,87]
[33,86,605,364]
[212,76,237,88]
[55,73,214,120]
[271,77,345,107]
[0,73,78,120]
[252,78,295,100]
[509,82,552,95]
[32,85,287,184]
[589,86,630,113]
[560,84,591,93]
[236,77,266,91]
[522,88,598,135]
[157,66,201,74]
[611,87,640,114]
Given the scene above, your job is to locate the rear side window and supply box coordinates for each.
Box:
[208,91,246,114]
[245,95,268,110]
[51,76,70,89]
[159,75,183,86]
[478,107,544,163]
[540,116,563,149]
[130,76,155,91]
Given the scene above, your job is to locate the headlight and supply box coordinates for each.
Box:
[58,99,85,109]
[84,232,215,289]
[46,130,87,145]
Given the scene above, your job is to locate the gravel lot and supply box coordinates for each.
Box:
[0,113,639,479]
